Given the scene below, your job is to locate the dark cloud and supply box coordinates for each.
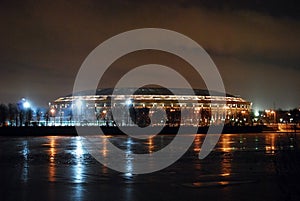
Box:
[177,0,300,19]
[0,0,299,109]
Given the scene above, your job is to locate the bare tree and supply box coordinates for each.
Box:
[8,103,18,126]
[0,104,9,126]
[45,110,50,126]
[36,108,42,126]
[24,109,33,126]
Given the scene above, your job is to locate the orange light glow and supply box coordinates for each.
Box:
[193,134,201,152]
[148,137,155,153]
[265,134,276,154]
[48,137,57,182]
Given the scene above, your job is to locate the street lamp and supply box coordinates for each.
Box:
[102,110,107,126]
[50,108,56,126]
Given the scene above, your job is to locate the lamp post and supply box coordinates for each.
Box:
[102,109,107,126]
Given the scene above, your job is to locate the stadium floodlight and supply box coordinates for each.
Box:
[125,99,132,105]
[23,100,30,109]
[75,99,83,108]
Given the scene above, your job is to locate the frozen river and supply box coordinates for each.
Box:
[1,132,300,201]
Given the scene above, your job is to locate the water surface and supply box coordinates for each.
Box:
[1,132,300,201]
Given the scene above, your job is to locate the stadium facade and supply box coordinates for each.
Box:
[49,88,252,127]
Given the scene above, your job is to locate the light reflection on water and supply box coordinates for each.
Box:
[15,133,300,184]
[193,135,201,153]
[192,133,285,155]
[4,132,299,201]
[220,135,232,177]
[220,134,234,152]
[125,138,133,176]
[72,137,85,183]
[48,137,56,182]
[44,136,87,184]
[265,134,276,154]
[147,137,155,153]
[21,140,29,182]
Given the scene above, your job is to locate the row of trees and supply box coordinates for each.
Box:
[277,108,300,124]
[253,108,300,125]
[1,100,299,127]
[0,103,41,127]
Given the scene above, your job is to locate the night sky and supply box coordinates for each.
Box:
[0,0,299,110]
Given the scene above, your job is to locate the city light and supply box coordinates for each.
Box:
[265,109,276,124]
[23,101,30,109]
[20,98,31,109]
[125,99,132,105]
[50,108,56,115]
[49,88,252,127]
[75,99,83,108]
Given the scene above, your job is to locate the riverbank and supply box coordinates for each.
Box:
[0,125,263,136]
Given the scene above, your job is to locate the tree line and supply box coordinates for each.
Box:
[0,103,46,127]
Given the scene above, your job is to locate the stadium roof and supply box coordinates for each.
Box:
[70,88,235,97]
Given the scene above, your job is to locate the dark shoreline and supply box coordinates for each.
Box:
[0,125,264,136]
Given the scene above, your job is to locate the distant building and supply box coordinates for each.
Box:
[49,88,251,126]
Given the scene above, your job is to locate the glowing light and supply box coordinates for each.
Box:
[148,137,154,153]
[124,138,133,176]
[50,108,55,115]
[49,137,56,182]
[254,111,259,117]
[21,141,29,182]
[23,101,30,109]
[76,99,83,108]
[193,135,201,152]
[75,138,84,158]
[126,99,132,105]
[125,172,133,177]
[221,173,230,177]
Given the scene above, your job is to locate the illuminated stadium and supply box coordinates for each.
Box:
[49,88,252,127]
